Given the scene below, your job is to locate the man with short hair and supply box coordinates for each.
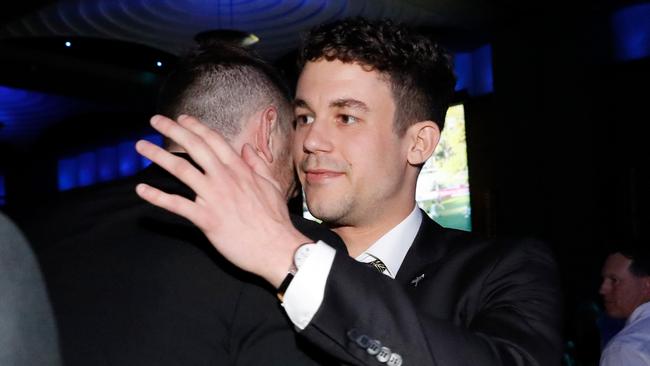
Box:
[137,17,562,365]
[32,42,342,365]
[599,244,650,365]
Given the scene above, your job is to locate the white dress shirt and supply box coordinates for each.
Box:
[283,206,422,330]
[600,301,650,366]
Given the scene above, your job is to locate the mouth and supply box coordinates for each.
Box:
[602,300,615,308]
[304,169,345,184]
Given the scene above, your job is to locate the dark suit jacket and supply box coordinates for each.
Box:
[26,162,345,366]
[301,212,563,365]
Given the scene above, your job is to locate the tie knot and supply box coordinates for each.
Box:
[366,258,387,274]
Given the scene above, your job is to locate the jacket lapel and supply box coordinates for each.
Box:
[395,210,450,286]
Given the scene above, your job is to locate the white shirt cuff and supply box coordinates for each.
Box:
[282,240,336,330]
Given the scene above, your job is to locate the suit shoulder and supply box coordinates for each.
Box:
[424,221,559,280]
[438,224,556,264]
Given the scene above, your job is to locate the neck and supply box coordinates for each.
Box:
[331,202,416,257]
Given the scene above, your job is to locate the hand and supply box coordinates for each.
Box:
[135,115,309,287]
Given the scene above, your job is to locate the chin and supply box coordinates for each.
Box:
[307,205,342,225]
[606,308,625,319]
[306,193,354,224]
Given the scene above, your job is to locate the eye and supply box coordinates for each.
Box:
[295,115,315,125]
[338,114,359,125]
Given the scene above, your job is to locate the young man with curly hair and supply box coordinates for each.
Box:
[137,17,563,365]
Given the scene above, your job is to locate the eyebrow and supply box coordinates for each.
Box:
[293,98,369,113]
[330,98,369,112]
[293,99,310,110]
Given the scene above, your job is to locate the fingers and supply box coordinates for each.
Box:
[135,139,210,195]
[176,115,241,167]
[171,115,261,187]
[149,115,224,176]
[135,183,207,229]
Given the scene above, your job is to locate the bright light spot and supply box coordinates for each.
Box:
[156,61,163,67]
[65,41,71,47]
[242,34,260,46]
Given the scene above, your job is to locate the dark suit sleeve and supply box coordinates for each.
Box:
[226,216,347,366]
[229,277,337,366]
[299,239,563,366]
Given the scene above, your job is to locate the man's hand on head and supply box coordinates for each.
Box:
[135,114,309,288]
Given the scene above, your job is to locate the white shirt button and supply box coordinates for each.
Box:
[377,346,391,363]
[367,339,382,355]
[387,352,403,366]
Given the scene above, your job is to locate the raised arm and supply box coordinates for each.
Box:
[135,114,307,288]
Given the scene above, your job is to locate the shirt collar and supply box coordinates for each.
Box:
[355,205,422,278]
[627,301,650,326]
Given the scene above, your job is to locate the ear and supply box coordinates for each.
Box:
[642,276,650,297]
[253,106,278,163]
[405,120,440,166]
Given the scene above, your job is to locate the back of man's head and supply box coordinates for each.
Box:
[299,17,456,134]
[157,41,293,143]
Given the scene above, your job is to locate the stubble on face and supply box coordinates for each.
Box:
[293,59,415,244]
[298,154,355,226]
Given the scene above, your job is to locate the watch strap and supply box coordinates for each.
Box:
[276,271,294,302]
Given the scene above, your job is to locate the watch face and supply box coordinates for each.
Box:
[294,243,316,269]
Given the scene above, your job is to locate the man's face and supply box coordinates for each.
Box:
[600,253,650,319]
[292,59,412,227]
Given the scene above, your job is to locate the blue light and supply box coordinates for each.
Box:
[118,140,138,177]
[0,175,5,205]
[65,41,71,47]
[454,53,472,93]
[97,146,118,182]
[611,3,650,61]
[58,158,78,191]
[472,45,494,96]
[140,133,164,168]
[77,152,97,187]
[0,85,107,143]
[453,44,494,96]
[156,61,163,67]
[57,133,163,191]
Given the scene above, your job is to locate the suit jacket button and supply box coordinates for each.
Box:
[376,346,391,363]
[356,334,371,348]
[387,352,403,366]
[366,339,381,355]
[347,329,360,341]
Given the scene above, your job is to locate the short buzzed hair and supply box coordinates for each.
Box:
[158,42,293,141]
[608,239,650,277]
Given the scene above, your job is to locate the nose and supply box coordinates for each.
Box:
[599,280,609,296]
[299,119,333,154]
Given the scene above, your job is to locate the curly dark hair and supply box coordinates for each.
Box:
[299,17,456,134]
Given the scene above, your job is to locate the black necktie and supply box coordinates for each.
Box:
[366,259,387,274]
